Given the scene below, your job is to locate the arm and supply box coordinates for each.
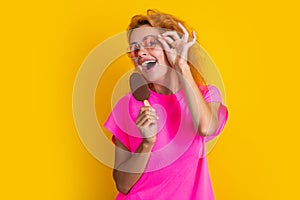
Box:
[113,106,158,194]
[113,138,155,194]
[158,23,219,136]
[180,69,220,136]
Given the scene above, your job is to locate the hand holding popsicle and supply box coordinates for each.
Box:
[130,73,158,144]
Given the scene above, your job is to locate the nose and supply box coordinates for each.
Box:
[137,46,149,57]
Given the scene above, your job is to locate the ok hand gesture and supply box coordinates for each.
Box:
[157,22,196,74]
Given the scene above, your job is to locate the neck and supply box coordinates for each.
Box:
[151,70,181,94]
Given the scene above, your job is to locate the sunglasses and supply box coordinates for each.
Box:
[127,35,158,58]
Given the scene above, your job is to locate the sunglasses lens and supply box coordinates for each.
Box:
[143,36,156,48]
[127,35,157,58]
[127,44,139,58]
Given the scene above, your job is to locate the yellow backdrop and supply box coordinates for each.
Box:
[1,0,300,199]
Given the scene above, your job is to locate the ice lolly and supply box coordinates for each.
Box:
[129,73,150,106]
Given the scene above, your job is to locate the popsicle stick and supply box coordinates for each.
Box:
[143,100,150,106]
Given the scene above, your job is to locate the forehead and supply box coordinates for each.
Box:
[129,26,160,43]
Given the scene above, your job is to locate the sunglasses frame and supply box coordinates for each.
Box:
[127,35,158,58]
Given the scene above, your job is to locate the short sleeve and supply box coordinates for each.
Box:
[104,95,132,151]
[202,85,229,142]
[203,85,222,103]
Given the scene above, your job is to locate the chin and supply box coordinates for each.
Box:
[142,74,157,83]
[145,73,167,84]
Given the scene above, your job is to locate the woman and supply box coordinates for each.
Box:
[104,9,228,200]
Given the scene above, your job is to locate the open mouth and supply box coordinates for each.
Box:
[141,60,157,70]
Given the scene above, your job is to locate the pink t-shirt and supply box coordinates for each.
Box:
[104,85,228,200]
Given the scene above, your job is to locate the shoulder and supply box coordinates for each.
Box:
[112,92,137,110]
[199,84,222,103]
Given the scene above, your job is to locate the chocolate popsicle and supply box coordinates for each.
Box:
[129,73,150,106]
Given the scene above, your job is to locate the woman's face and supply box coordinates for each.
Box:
[129,25,171,83]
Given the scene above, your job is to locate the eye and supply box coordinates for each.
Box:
[130,44,140,52]
[144,36,156,48]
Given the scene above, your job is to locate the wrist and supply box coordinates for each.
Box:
[178,67,193,82]
[142,137,156,148]
[175,62,192,75]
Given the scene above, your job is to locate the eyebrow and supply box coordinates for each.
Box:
[129,35,157,45]
[129,42,138,45]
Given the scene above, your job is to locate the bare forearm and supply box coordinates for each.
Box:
[180,69,218,136]
[113,141,154,194]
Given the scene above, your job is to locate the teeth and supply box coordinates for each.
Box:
[142,60,156,67]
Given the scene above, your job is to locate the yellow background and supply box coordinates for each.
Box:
[1,0,300,199]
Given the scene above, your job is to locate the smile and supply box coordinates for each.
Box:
[141,60,157,71]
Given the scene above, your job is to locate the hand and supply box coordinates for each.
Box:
[135,106,158,144]
[157,22,196,74]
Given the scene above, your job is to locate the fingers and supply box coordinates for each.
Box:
[139,117,156,128]
[186,31,196,48]
[157,24,197,67]
[163,36,175,46]
[157,36,176,66]
[178,23,197,47]
[178,22,189,42]
[160,31,181,49]
[161,31,180,40]
[157,35,172,52]
[181,31,197,57]
[137,115,156,129]
[136,112,157,127]
[138,106,157,119]
[159,23,196,50]
[136,106,158,128]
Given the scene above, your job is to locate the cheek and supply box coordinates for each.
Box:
[152,48,166,61]
[155,50,171,66]
[132,59,140,68]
